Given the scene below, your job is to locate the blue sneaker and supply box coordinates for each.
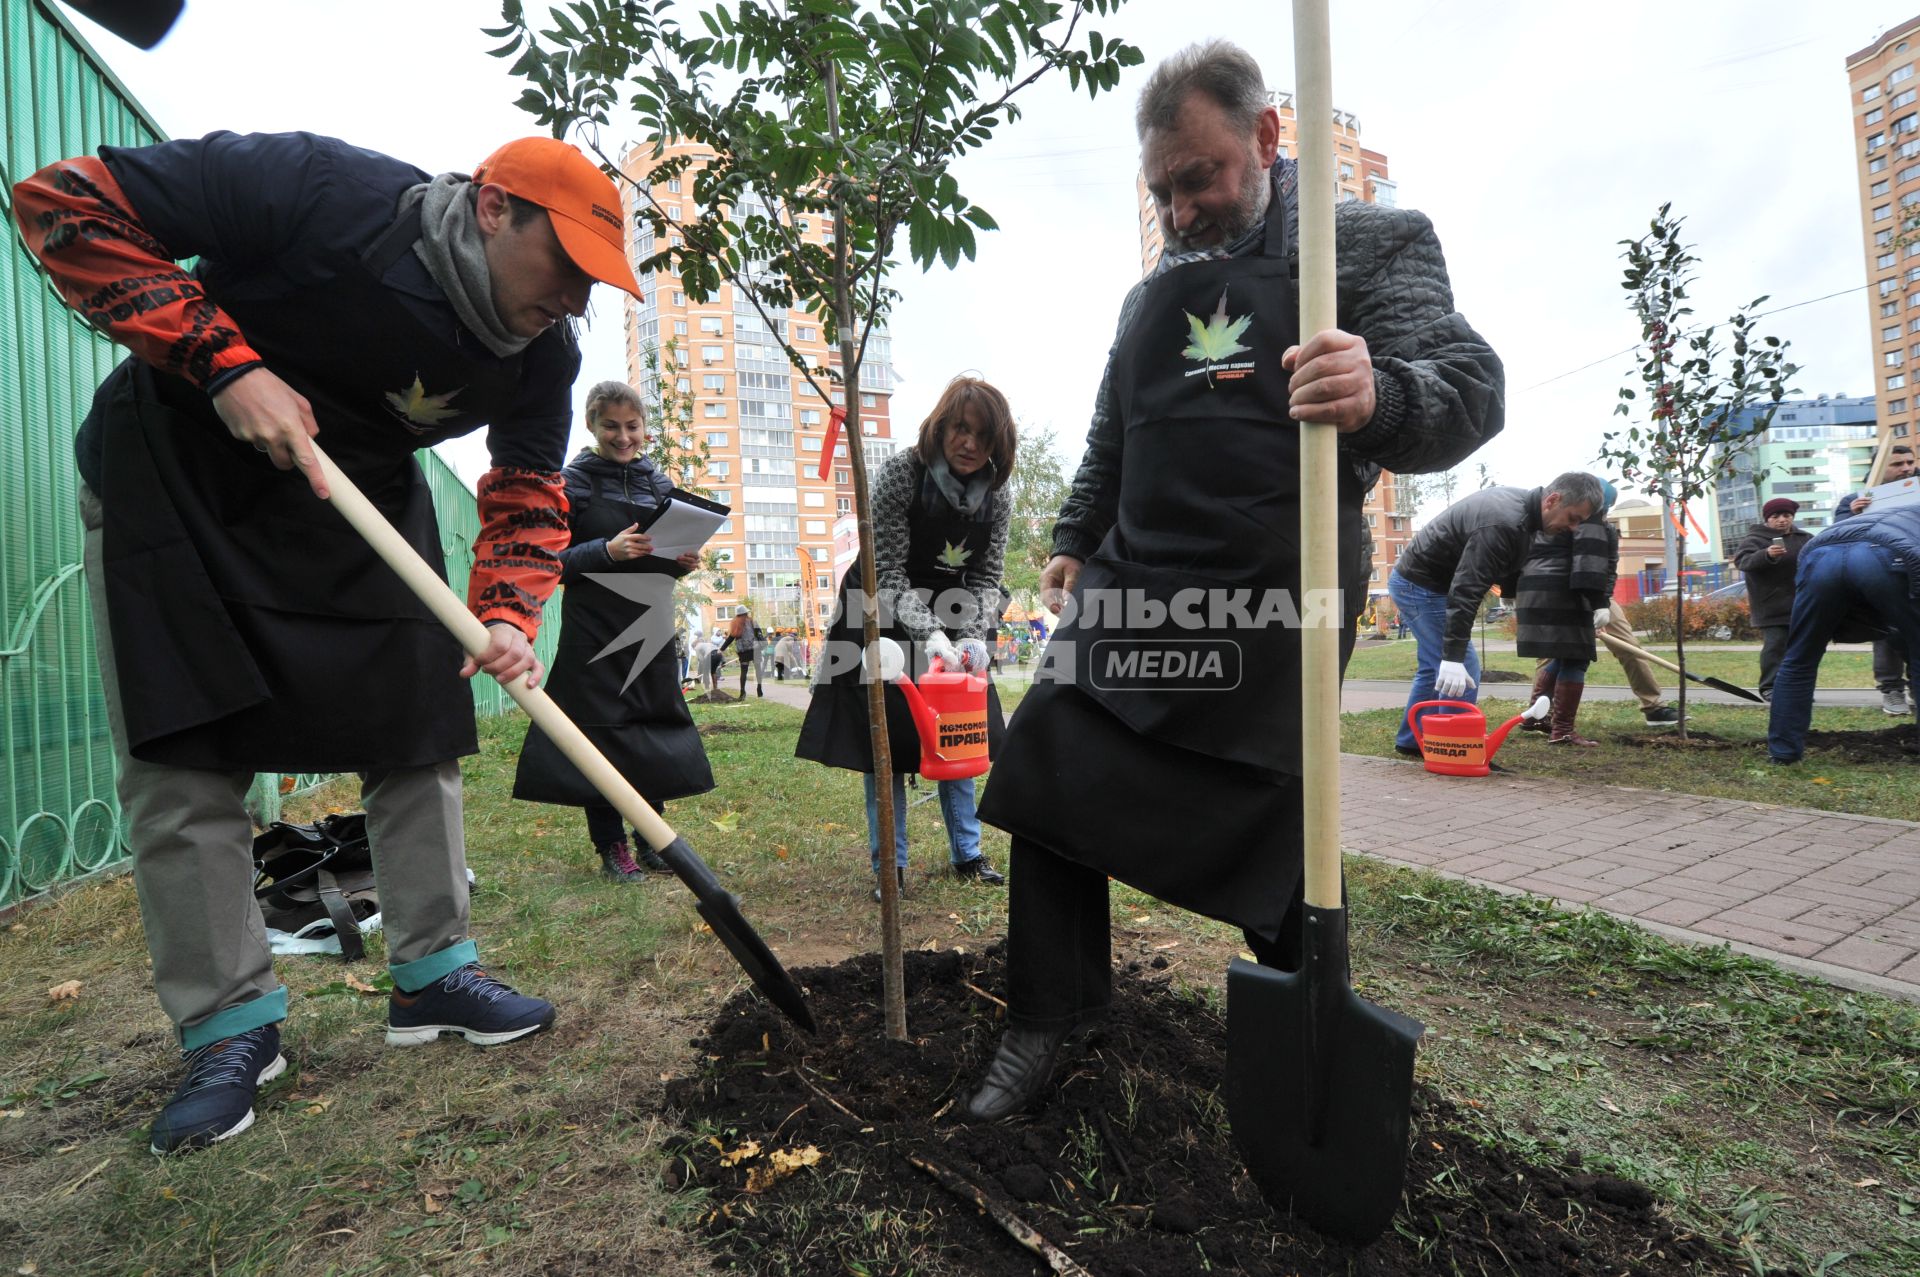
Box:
[149,1024,286,1155]
[386,964,555,1047]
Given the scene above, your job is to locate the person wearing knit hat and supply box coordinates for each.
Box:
[1734,497,1812,700]
[9,130,644,1154]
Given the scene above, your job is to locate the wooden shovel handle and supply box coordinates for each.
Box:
[1597,629,1684,678]
[311,442,677,853]
[1295,0,1341,910]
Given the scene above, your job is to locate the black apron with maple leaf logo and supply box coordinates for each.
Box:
[90,203,566,771]
[978,192,1365,940]
[512,470,714,806]
[795,458,1006,774]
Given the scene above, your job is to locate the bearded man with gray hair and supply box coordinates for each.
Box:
[964,40,1505,1121]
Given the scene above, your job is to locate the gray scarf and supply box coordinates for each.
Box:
[927,453,994,517]
[397,174,532,358]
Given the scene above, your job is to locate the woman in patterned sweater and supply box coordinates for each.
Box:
[796,376,1016,898]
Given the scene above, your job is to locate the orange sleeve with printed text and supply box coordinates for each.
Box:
[469,467,570,638]
[9,157,261,387]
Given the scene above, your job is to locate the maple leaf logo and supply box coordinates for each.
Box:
[383,376,464,430]
[1181,288,1253,388]
[937,540,972,568]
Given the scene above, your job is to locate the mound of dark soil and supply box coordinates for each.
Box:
[1796,722,1919,761]
[1478,668,1529,683]
[664,948,1745,1277]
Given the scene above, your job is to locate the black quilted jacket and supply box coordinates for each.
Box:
[1051,161,1505,563]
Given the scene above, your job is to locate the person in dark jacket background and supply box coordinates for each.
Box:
[1732,497,1813,700]
[1515,501,1617,747]
[1833,443,1917,715]
[1768,502,1920,762]
[513,380,713,880]
[1389,474,1603,755]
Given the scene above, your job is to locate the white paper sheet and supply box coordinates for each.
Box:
[646,498,730,559]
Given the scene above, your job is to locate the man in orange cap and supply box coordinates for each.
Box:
[12,131,638,1154]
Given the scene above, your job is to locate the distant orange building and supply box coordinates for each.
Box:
[1137,92,1408,595]
[1846,16,1920,452]
[617,139,900,638]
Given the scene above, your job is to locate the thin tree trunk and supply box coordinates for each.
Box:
[1673,531,1688,740]
[825,61,907,1041]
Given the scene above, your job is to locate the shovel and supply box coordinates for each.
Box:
[1598,630,1766,703]
[1224,0,1423,1245]
[309,441,815,1034]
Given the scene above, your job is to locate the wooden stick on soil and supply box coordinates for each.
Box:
[788,1069,1094,1274]
[908,1155,1099,1277]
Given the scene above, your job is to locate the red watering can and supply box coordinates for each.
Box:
[877,636,991,781]
[1405,697,1549,777]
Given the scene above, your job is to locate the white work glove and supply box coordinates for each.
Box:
[925,630,960,670]
[1593,607,1612,629]
[1434,660,1477,699]
[955,637,991,673]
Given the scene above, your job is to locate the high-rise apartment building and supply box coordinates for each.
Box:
[1136,92,1407,596]
[617,140,902,638]
[1711,394,1877,555]
[1848,17,1920,450]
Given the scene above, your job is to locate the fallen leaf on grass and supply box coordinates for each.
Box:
[423,1195,443,1215]
[773,844,790,860]
[343,973,381,995]
[46,981,82,1002]
[302,1097,332,1115]
[1811,776,1832,785]
[710,811,742,832]
[1855,1177,1883,1188]
[19,1262,39,1275]
[1597,1097,1623,1115]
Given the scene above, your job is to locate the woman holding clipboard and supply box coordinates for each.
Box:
[513,381,717,881]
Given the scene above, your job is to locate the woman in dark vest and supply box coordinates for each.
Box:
[796,376,1016,899]
[513,381,715,879]
[1516,497,1618,748]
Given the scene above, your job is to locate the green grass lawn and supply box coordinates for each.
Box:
[0,698,1915,1275]
[1345,638,1877,690]
[1343,695,1916,817]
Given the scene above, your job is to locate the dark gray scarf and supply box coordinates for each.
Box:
[927,453,994,517]
[396,174,531,358]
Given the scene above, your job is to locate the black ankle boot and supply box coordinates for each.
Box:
[962,1026,1070,1122]
[871,865,906,903]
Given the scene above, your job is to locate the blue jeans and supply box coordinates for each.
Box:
[1390,571,1481,751]
[1545,658,1588,684]
[863,773,983,870]
[1769,541,1920,761]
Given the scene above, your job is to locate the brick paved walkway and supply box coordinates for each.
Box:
[1342,754,1920,1002]
[745,681,1920,1001]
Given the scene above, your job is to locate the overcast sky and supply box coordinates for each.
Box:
[56,0,1897,505]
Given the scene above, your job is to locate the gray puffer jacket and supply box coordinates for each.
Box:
[1050,158,1505,564]
[1394,486,1543,662]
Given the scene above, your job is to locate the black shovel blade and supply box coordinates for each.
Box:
[1698,673,1767,704]
[658,837,816,1034]
[1226,919,1422,1243]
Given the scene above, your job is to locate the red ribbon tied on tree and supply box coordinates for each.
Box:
[818,405,847,481]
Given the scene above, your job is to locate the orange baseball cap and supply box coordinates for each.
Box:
[472,137,640,298]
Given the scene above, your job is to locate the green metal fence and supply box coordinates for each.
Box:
[1,0,558,909]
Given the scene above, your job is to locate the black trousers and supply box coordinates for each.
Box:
[1757,625,1789,696]
[586,800,665,848]
[1004,834,1314,1032]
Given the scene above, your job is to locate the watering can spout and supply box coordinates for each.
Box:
[892,669,939,744]
[1485,694,1551,761]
